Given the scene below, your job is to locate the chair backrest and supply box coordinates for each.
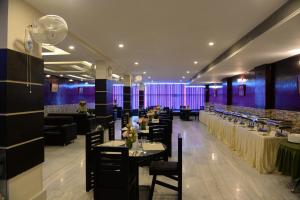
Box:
[149,124,168,143]
[94,146,134,200]
[85,129,104,192]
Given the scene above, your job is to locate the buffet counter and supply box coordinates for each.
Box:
[199,111,287,173]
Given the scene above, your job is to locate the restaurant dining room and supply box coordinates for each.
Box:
[2,0,300,200]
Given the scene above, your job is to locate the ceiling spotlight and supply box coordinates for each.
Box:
[69,79,73,82]
[68,45,75,50]
[45,74,51,78]
[148,76,151,79]
[182,76,185,79]
[118,43,124,48]
[134,62,139,65]
[59,74,64,77]
[143,71,147,74]
[186,70,190,74]
[194,61,198,65]
[208,42,214,46]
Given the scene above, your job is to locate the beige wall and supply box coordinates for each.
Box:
[0,0,8,48]
[7,0,42,58]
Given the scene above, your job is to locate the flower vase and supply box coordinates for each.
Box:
[126,139,133,149]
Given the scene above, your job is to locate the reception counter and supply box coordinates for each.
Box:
[199,111,287,173]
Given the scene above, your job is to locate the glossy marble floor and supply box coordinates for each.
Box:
[43,117,300,200]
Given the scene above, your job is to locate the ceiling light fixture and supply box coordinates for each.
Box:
[69,79,73,82]
[59,74,64,77]
[148,76,151,79]
[186,70,190,74]
[68,74,86,80]
[208,42,214,46]
[68,45,75,50]
[143,71,147,74]
[45,74,51,78]
[42,44,70,56]
[134,62,139,65]
[85,82,88,85]
[194,61,198,65]
[118,43,124,48]
[182,76,185,79]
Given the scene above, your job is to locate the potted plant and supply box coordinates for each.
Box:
[139,117,148,130]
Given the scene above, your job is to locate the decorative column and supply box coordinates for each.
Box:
[95,60,114,139]
[139,85,145,109]
[123,74,132,115]
[0,1,45,199]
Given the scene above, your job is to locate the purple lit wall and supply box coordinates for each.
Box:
[185,86,205,109]
[113,84,124,108]
[208,85,224,104]
[131,85,139,109]
[145,84,204,109]
[44,78,95,105]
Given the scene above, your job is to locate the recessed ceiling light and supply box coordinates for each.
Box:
[208,42,214,46]
[69,79,73,82]
[182,76,185,79]
[186,70,190,74]
[194,61,198,65]
[118,43,124,48]
[143,71,147,74]
[148,76,151,79]
[45,74,51,78]
[134,62,139,65]
[68,45,75,50]
[59,74,64,77]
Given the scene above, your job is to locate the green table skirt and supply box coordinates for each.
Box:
[276,141,300,179]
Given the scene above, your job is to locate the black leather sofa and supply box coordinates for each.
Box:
[44,116,77,145]
[47,113,96,135]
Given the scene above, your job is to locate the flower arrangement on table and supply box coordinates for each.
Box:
[122,123,137,149]
[139,117,148,130]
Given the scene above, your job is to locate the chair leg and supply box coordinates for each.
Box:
[149,175,156,200]
[178,177,182,200]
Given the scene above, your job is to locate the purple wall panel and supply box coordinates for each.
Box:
[44,78,95,105]
[209,86,224,104]
[274,54,300,111]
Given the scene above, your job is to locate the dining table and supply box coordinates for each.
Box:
[199,110,287,173]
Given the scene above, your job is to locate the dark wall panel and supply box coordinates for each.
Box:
[274,54,300,111]
[5,138,44,179]
[0,112,43,146]
[0,83,43,113]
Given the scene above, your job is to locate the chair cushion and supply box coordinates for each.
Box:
[149,161,178,175]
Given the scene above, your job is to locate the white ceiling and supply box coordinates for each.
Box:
[197,13,300,83]
[25,0,288,82]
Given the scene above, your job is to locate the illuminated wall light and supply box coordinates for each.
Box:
[118,43,124,48]
[209,85,223,89]
[113,84,124,108]
[237,78,248,83]
[208,42,215,46]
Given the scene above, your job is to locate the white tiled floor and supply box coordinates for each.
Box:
[43,117,300,200]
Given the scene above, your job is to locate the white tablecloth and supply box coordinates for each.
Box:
[199,111,287,173]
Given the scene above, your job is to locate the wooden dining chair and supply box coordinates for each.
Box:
[94,146,138,200]
[148,134,182,200]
